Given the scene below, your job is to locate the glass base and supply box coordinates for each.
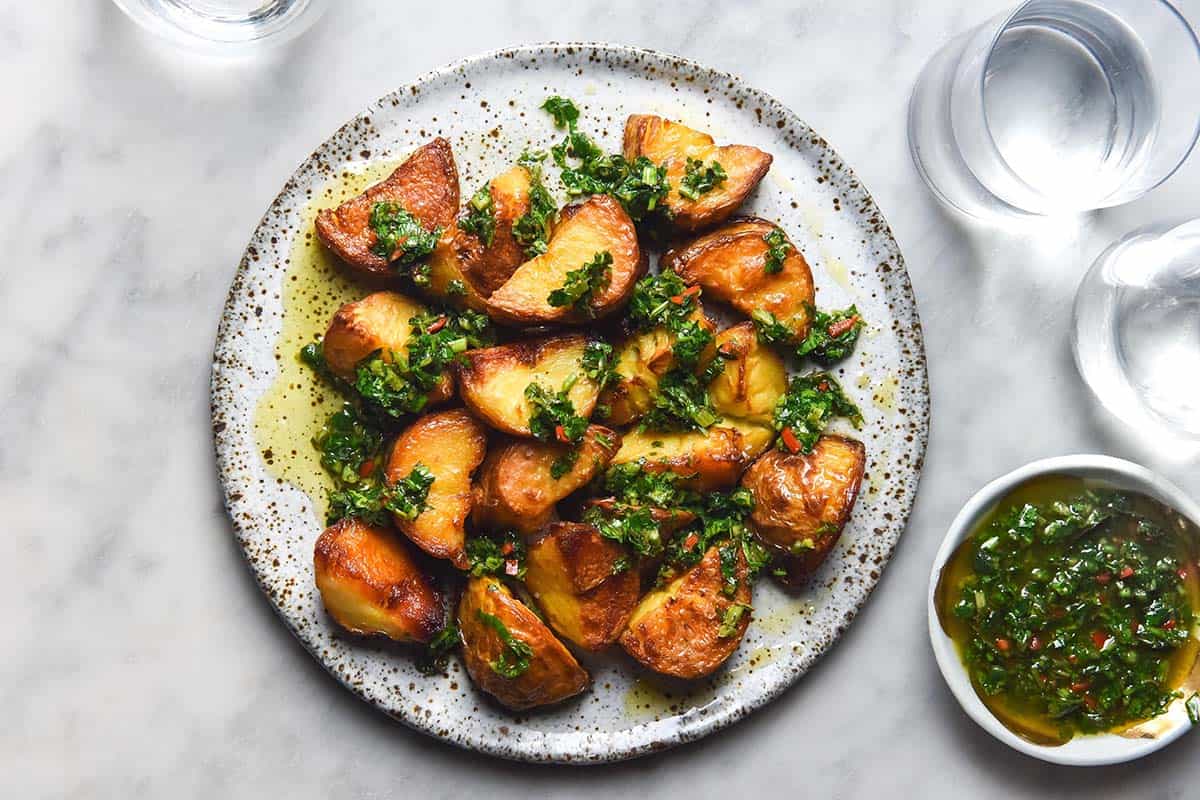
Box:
[111,0,326,54]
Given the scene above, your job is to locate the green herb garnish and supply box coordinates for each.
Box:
[762,227,792,274]
[796,305,865,365]
[512,151,558,258]
[581,340,618,389]
[773,372,862,455]
[369,201,441,264]
[550,448,580,480]
[526,377,588,444]
[678,158,727,201]
[417,625,461,675]
[718,603,752,638]
[476,610,534,678]
[467,532,525,578]
[458,185,496,246]
[546,251,612,314]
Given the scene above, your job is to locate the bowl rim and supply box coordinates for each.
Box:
[926,454,1200,766]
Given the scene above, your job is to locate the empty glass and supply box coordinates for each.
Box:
[1073,219,1200,442]
[112,0,326,53]
[908,0,1200,219]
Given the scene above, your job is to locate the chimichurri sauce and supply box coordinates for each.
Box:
[936,476,1200,745]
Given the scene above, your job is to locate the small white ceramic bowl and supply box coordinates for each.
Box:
[928,455,1200,765]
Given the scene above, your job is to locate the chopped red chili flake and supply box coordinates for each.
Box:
[1083,695,1099,711]
[995,638,1011,653]
[1091,630,1108,649]
[1029,636,1042,652]
[684,533,699,550]
[554,424,569,443]
[358,459,376,478]
[1119,566,1135,579]
[1163,618,1177,630]
[669,285,701,304]
[780,427,802,454]
[426,316,448,333]
[826,315,860,338]
[1095,572,1111,585]
[500,542,514,556]
[1070,681,1091,693]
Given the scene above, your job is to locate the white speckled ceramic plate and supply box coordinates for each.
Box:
[212,43,929,763]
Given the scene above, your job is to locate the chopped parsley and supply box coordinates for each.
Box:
[417,624,461,675]
[467,532,526,578]
[639,361,723,432]
[581,340,618,389]
[368,201,441,265]
[546,251,612,314]
[446,278,467,297]
[773,372,862,455]
[550,448,580,480]
[796,305,865,365]
[678,158,727,201]
[762,227,792,274]
[751,308,795,347]
[458,185,496,246]
[541,96,671,221]
[627,272,698,332]
[526,377,588,444]
[512,151,558,258]
[603,462,699,510]
[476,609,533,678]
[718,603,752,637]
[584,504,664,558]
[719,541,741,596]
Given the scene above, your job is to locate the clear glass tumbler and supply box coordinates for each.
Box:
[1072,219,1200,443]
[909,0,1200,219]
[112,0,326,53]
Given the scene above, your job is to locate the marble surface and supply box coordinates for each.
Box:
[5,1,1200,796]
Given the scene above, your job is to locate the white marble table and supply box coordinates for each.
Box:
[7,1,1200,796]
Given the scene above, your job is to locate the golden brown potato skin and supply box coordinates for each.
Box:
[740,435,866,582]
[472,425,620,535]
[425,230,489,311]
[457,576,589,710]
[620,543,751,678]
[385,409,488,569]
[705,322,788,425]
[524,522,640,650]
[597,305,714,427]
[456,335,600,437]
[611,421,773,491]
[313,518,444,643]
[662,217,815,340]
[623,115,772,232]
[315,139,459,281]
[320,292,453,404]
[485,195,647,325]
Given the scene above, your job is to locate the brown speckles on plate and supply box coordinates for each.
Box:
[210,42,928,764]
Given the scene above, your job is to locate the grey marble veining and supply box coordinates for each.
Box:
[4,0,1200,796]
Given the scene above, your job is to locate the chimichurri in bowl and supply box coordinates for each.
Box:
[928,456,1200,765]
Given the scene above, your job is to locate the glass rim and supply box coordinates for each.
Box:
[974,0,1200,208]
[111,0,324,50]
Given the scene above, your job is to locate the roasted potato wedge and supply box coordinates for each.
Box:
[485,195,646,325]
[705,322,788,424]
[596,304,714,427]
[313,518,444,642]
[457,335,601,436]
[662,218,816,340]
[619,543,751,678]
[472,425,620,535]
[385,409,488,569]
[740,435,866,582]
[524,522,641,650]
[610,420,773,491]
[458,576,589,710]
[321,290,455,403]
[623,115,771,232]
[423,164,536,310]
[315,138,459,280]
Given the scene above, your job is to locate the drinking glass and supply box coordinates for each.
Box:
[111,0,326,53]
[1072,219,1200,442]
[908,0,1200,219]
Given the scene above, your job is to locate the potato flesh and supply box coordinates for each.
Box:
[313,518,444,643]
[611,420,773,491]
[663,218,815,340]
[457,576,589,710]
[485,195,643,324]
[457,335,600,437]
[314,138,459,278]
[623,115,771,232]
[620,543,751,678]
[385,409,488,569]
[706,322,788,424]
[741,435,866,577]
[524,523,640,651]
[472,425,620,535]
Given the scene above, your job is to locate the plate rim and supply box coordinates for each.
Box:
[211,40,930,764]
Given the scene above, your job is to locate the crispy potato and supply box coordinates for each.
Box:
[524,522,641,650]
[705,322,788,424]
[313,518,444,642]
[472,425,620,535]
[619,543,751,678]
[458,576,589,710]
[661,217,815,340]
[623,115,771,232]
[423,165,535,310]
[456,335,600,436]
[385,409,488,569]
[485,195,646,325]
[315,138,459,280]
[596,305,714,427]
[610,420,773,491]
[740,435,866,582]
[321,290,454,403]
